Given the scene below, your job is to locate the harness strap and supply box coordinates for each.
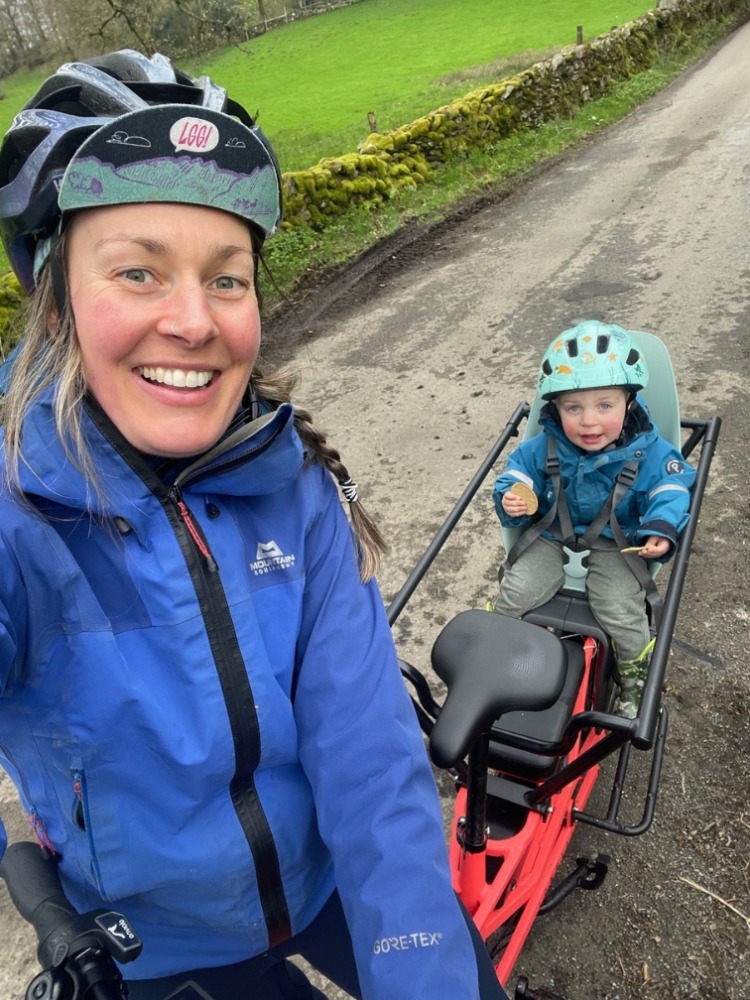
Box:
[501,437,564,572]
[579,460,638,550]
[501,437,663,627]
[604,477,663,628]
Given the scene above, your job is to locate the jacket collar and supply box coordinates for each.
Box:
[11,385,303,515]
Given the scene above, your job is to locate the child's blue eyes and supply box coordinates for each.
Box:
[564,403,612,414]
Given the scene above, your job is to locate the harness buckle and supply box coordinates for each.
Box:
[561,546,590,594]
[617,463,639,488]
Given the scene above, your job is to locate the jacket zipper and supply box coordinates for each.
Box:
[71,767,106,896]
[170,490,218,574]
[0,739,54,852]
[82,396,293,944]
[164,483,292,947]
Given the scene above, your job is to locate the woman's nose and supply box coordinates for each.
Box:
[157,286,219,346]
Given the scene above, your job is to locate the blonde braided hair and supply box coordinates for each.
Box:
[251,361,386,581]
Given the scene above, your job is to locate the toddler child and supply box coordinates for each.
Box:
[493,321,695,718]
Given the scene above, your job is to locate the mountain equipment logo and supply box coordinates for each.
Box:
[251,541,296,576]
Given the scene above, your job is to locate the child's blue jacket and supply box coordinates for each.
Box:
[493,401,695,549]
[0,389,480,999]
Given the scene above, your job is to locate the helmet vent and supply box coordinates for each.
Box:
[565,339,578,358]
[596,334,610,354]
[542,359,553,376]
[625,349,641,366]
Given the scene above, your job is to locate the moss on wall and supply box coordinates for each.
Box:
[0,270,25,358]
[281,0,750,229]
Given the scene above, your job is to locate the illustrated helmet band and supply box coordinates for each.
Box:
[57,103,281,234]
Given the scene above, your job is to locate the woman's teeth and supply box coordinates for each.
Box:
[140,367,213,388]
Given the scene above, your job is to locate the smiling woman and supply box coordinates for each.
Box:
[0,47,510,1000]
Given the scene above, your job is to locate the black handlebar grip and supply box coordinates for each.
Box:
[0,841,76,942]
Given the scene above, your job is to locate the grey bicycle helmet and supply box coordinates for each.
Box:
[538,321,649,399]
[0,49,282,294]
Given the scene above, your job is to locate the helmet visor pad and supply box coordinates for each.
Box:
[57,104,282,239]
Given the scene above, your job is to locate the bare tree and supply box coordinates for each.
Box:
[0,0,311,76]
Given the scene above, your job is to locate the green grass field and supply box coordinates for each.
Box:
[203,0,651,170]
[0,0,651,172]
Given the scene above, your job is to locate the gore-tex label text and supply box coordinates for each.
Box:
[373,931,443,954]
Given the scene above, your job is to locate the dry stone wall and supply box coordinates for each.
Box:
[281,0,750,228]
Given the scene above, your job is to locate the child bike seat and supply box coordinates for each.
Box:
[500,330,682,593]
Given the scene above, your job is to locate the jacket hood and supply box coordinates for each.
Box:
[6,385,303,516]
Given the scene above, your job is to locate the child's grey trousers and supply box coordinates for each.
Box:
[495,536,651,661]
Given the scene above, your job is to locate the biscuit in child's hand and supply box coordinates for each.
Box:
[510,482,538,514]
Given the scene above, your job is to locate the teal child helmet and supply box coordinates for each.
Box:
[538,321,649,400]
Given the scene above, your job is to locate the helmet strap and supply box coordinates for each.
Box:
[49,240,68,323]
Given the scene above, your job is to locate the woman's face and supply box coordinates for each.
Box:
[65,202,261,458]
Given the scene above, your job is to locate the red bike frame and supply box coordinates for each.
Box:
[453,636,601,984]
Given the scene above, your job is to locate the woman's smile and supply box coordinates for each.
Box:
[138,365,216,389]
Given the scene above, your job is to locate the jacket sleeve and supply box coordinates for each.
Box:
[632,440,696,547]
[492,435,548,528]
[292,468,482,1000]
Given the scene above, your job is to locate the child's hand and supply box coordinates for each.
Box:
[635,536,671,558]
[502,491,531,517]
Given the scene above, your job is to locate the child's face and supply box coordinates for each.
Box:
[555,387,629,451]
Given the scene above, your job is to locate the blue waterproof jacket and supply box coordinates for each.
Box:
[493,401,695,549]
[0,389,481,998]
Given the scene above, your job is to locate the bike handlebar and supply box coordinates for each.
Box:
[1,840,76,931]
[0,841,142,1000]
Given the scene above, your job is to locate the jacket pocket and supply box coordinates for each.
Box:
[71,767,107,898]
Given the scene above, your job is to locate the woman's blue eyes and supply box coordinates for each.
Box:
[118,270,248,289]
[122,268,150,283]
[213,276,246,290]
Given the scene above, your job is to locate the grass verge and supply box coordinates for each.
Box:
[262,18,741,315]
